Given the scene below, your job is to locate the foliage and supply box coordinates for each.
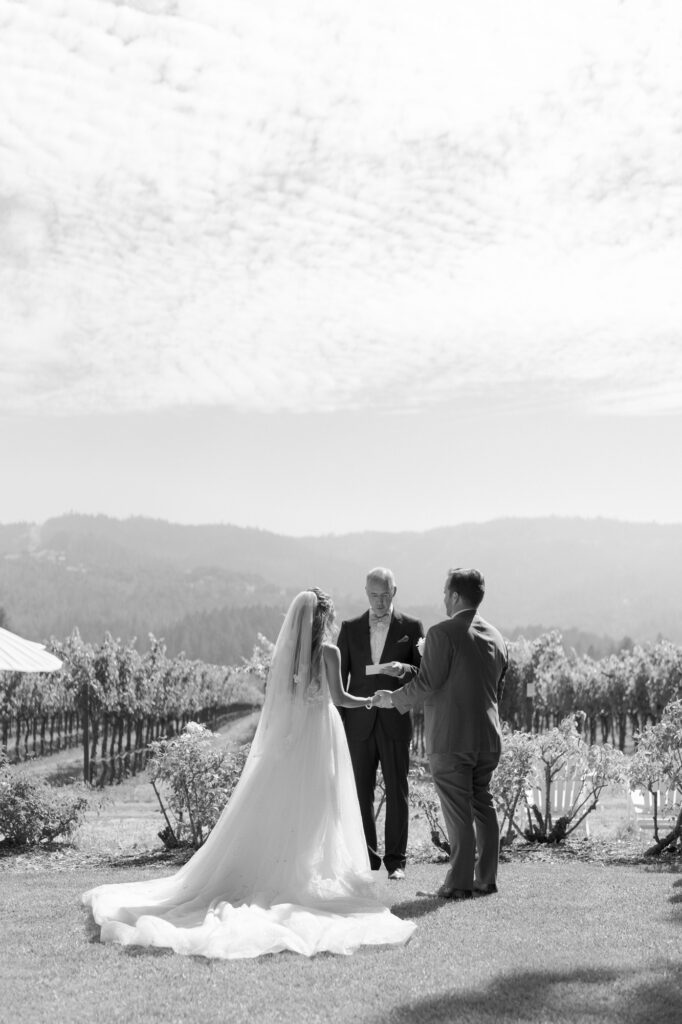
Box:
[408,764,451,856]
[629,698,682,853]
[1,630,266,777]
[5,627,682,774]
[523,715,627,843]
[240,633,275,682]
[0,752,88,847]
[147,723,251,849]
[490,726,537,844]
[412,717,627,854]
[500,635,682,749]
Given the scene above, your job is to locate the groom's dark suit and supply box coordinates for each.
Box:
[337,609,424,872]
[392,609,508,892]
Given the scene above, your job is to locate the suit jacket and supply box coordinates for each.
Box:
[337,609,424,742]
[392,610,508,755]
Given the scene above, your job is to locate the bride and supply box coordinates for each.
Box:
[83,588,416,958]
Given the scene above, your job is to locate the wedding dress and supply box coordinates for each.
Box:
[82,592,415,958]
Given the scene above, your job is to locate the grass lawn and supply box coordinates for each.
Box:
[1,854,680,1024]
[2,716,681,1023]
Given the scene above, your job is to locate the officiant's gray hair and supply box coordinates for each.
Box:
[366,567,396,590]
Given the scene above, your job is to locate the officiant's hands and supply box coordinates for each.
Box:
[370,690,394,709]
[378,661,405,678]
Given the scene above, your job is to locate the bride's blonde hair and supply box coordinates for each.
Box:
[308,587,335,686]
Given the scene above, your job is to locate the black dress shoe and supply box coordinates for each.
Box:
[472,883,498,897]
[449,889,473,900]
[416,887,472,900]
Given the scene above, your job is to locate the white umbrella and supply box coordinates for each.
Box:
[0,627,63,673]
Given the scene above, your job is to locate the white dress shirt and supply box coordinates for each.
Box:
[369,607,393,664]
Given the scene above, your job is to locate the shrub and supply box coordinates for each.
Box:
[490,726,537,845]
[522,715,627,843]
[148,722,250,849]
[0,753,88,847]
[409,716,628,857]
[408,765,451,856]
[629,698,682,854]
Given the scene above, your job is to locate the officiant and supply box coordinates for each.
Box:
[336,567,424,879]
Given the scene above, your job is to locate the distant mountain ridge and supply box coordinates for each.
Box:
[0,514,680,660]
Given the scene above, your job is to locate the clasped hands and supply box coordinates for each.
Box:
[364,661,405,708]
[368,689,394,709]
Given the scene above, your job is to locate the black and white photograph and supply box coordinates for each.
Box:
[1,1,681,1022]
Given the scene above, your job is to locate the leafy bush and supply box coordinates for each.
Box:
[629,698,682,854]
[490,726,537,845]
[240,633,275,682]
[522,715,627,843]
[409,716,627,856]
[408,765,451,856]
[0,753,88,847]
[148,722,250,849]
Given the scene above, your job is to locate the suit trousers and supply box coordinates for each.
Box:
[429,751,500,892]
[347,715,410,872]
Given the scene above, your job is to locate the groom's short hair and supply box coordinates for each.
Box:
[446,568,485,608]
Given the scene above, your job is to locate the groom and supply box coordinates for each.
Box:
[337,567,424,879]
[373,568,508,899]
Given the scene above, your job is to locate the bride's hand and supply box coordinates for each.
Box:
[371,690,394,709]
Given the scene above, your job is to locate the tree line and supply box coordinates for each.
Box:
[0,630,264,784]
[499,631,682,747]
[2,628,681,783]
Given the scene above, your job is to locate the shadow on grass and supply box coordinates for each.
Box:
[83,911,103,944]
[372,963,682,1024]
[389,896,456,921]
[0,838,78,858]
[668,881,682,924]
[102,848,191,869]
[122,944,174,958]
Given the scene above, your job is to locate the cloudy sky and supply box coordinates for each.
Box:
[1,0,681,534]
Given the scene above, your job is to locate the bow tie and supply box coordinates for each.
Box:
[370,612,390,625]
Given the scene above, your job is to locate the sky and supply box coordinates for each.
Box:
[1,0,681,535]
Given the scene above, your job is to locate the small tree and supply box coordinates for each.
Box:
[408,765,450,857]
[630,698,682,855]
[148,722,250,849]
[490,727,537,845]
[241,634,275,682]
[523,715,627,844]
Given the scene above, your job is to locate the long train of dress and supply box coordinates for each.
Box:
[83,686,415,958]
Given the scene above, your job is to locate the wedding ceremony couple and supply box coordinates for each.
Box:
[83,566,508,959]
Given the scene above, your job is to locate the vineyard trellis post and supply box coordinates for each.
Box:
[82,673,90,784]
[525,680,534,732]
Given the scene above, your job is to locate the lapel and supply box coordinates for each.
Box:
[380,611,403,661]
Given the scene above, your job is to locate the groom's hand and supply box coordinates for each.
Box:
[371,690,394,709]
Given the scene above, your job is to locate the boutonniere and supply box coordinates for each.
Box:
[417,637,426,656]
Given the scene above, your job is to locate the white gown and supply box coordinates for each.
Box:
[83,604,415,959]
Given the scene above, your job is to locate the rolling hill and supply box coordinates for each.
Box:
[1,514,680,661]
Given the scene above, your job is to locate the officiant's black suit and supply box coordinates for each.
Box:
[337,609,424,872]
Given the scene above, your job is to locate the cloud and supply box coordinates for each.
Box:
[1,0,681,418]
